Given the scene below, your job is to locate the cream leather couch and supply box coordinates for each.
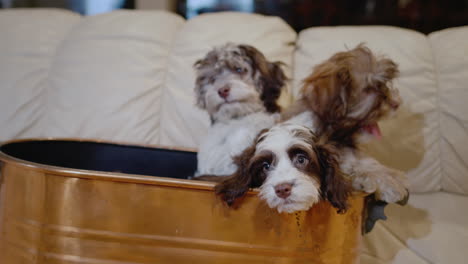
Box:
[1,8,467,264]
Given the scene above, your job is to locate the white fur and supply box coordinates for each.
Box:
[284,111,319,131]
[196,112,278,176]
[348,93,378,119]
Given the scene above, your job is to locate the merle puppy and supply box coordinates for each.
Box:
[193,43,286,179]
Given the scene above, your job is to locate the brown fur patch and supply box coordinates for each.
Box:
[314,141,351,213]
[297,44,400,147]
[238,45,286,113]
[214,144,257,206]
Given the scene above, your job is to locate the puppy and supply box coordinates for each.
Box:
[283,44,409,204]
[193,43,286,177]
[215,123,351,213]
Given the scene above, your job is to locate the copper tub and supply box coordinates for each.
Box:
[0,139,364,264]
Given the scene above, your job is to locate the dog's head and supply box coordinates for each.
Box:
[194,43,286,122]
[215,123,351,213]
[301,44,401,142]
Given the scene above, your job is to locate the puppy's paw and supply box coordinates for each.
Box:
[374,168,409,204]
[351,173,378,194]
[396,189,410,206]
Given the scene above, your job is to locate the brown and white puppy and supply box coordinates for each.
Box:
[283,44,408,204]
[215,123,351,213]
[194,43,286,177]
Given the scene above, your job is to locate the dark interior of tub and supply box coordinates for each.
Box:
[0,140,197,179]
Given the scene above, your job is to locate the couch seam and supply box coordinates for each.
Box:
[427,34,444,192]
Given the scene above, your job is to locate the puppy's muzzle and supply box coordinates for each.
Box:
[218,85,230,99]
[274,183,293,199]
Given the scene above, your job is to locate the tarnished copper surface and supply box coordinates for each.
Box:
[0,139,364,264]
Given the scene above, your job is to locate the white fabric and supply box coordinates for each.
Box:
[429,26,468,195]
[361,192,468,264]
[47,10,185,145]
[294,26,442,193]
[0,9,81,140]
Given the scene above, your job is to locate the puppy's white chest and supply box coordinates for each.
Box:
[204,122,250,148]
[223,126,250,147]
[197,112,276,175]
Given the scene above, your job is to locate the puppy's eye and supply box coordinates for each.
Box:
[262,161,271,172]
[234,67,245,74]
[293,154,309,168]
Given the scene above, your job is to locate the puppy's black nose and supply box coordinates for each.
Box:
[275,183,292,199]
[218,86,230,99]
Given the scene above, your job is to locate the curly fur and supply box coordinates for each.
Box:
[194,43,286,176]
[283,44,409,204]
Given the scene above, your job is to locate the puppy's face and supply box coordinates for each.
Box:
[302,44,401,140]
[215,124,350,213]
[194,43,286,122]
[254,124,322,213]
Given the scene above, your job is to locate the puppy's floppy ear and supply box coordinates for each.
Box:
[193,51,219,109]
[215,129,269,206]
[238,44,286,113]
[302,59,351,122]
[193,58,207,109]
[214,144,257,206]
[314,141,351,213]
[260,61,287,113]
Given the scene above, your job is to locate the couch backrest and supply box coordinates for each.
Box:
[0,9,81,139]
[0,9,467,195]
[429,27,468,194]
[0,9,296,148]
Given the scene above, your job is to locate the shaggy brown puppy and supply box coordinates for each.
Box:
[283,44,408,204]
